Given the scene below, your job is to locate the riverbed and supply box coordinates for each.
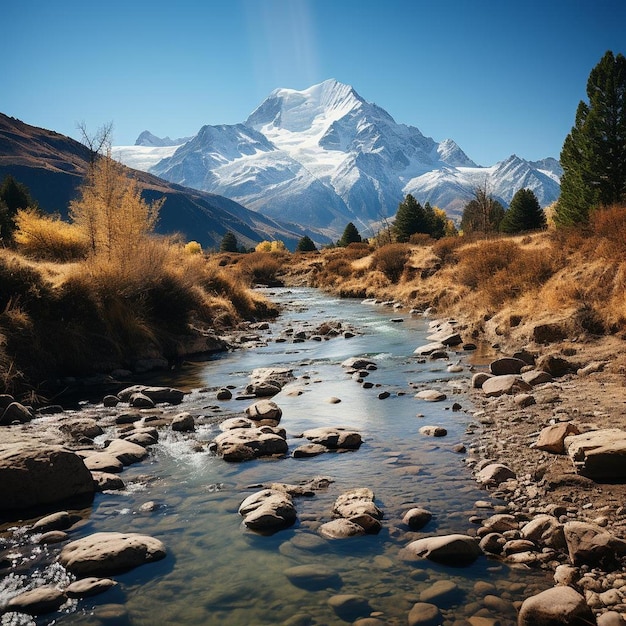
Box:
[1,288,552,625]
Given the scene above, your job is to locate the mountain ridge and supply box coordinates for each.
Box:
[116,79,561,235]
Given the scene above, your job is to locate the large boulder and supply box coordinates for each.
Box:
[104,439,149,465]
[59,532,166,576]
[489,357,528,376]
[563,521,626,566]
[403,534,483,565]
[245,399,282,425]
[565,429,626,480]
[0,402,33,425]
[333,488,383,520]
[482,375,531,397]
[518,586,596,625]
[238,489,296,532]
[214,426,288,461]
[521,515,566,550]
[0,444,94,511]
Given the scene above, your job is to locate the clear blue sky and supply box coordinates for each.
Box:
[3,0,625,165]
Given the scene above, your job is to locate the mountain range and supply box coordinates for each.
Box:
[0,113,318,250]
[114,79,562,236]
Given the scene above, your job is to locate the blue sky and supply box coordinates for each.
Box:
[3,0,625,165]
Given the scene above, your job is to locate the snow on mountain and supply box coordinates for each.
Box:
[135,130,192,147]
[115,79,560,234]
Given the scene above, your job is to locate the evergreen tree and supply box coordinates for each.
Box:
[337,222,362,246]
[500,188,547,233]
[555,51,626,226]
[393,194,429,241]
[0,175,37,243]
[220,231,238,252]
[296,235,317,252]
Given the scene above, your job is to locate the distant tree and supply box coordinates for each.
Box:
[77,121,114,167]
[255,239,286,252]
[394,194,429,242]
[500,188,547,233]
[555,51,626,227]
[185,241,202,254]
[0,175,38,244]
[460,182,505,234]
[220,231,238,252]
[337,222,362,247]
[296,235,317,252]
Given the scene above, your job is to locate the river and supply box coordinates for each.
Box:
[2,287,551,625]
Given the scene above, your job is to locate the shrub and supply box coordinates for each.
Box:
[432,236,463,265]
[185,241,202,255]
[237,252,284,285]
[371,243,411,283]
[14,209,89,261]
[590,204,626,259]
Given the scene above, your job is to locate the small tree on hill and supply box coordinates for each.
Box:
[500,188,546,233]
[220,231,238,252]
[555,51,626,226]
[337,222,362,247]
[461,182,505,234]
[394,194,430,242]
[296,235,317,252]
[0,175,38,244]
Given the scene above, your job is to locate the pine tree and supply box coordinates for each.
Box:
[0,175,37,243]
[393,194,429,242]
[220,231,238,252]
[337,222,362,246]
[500,188,547,233]
[555,51,626,226]
[296,235,317,252]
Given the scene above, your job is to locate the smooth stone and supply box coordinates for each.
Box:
[171,412,195,432]
[59,532,166,576]
[419,425,447,437]
[319,519,366,539]
[419,579,461,605]
[117,385,184,404]
[328,594,372,621]
[517,586,596,626]
[65,577,118,598]
[415,389,447,402]
[407,602,443,626]
[403,507,433,530]
[284,564,342,590]
[245,399,282,423]
[105,439,149,465]
[32,511,72,532]
[6,586,66,615]
[92,471,125,491]
[301,426,362,449]
[292,443,328,458]
[476,463,516,486]
[403,534,483,565]
[83,452,124,473]
[238,489,297,532]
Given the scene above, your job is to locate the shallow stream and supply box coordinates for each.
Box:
[2,288,552,625]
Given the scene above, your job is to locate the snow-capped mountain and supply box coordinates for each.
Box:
[115,79,560,234]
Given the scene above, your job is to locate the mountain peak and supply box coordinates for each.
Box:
[135,130,191,147]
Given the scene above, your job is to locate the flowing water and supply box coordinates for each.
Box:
[1,288,551,625]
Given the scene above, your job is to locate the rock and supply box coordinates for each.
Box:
[563,521,626,566]
[36,404,63,415]
[489,357,528,375]
[419,425,447,437]
[59,531,166,575]
[32,511,73,533]
[597,612,626,626]
[476,463,516,486]
[515,393,536,407]
[419,579,461,605]
[1,402,33,425]
[536,354,576,376]
[521,370,554,386]
[472,372,493,388]
[577,361,606,377]
[479,533,505,555]
[118,385,184,404]
[284,564,342,590]
[6,586,66,615]
[402,508,433,530]
[413,342,446,356]
[426,331,463,347]
[533,322,569,344]
[59,418,103,440]
[566,428,626,479]
[214,426,288,461]
[521,515,566,550]
[83,452,124,473]
[247,367,294,397]
[171,412,195,432]
[105,439,149,465]
[482,374,531,397]
[245,399,282,424]
[0,444,94,511]
[38,530,69,544]
[103,395,120,407]
[536,423,581,454]
[301,426,362,449]
[407,602,443,626]
[518,586,596,626]
[319,518,366,539]
[554,564,579,586]
[92,472,125,491]
[65,577,117,598]
[292,443,328,458]
[333,488,383,520]
[129,392,155,409]
[122,431,157,447]
[216,388,232,400]
[403,534,483,565]
[482,513,518,533]
[342,357,376,369]
[415,389,447,402]
[503,539,536,555]
[239,489,297,532]
[328,594,372,621]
